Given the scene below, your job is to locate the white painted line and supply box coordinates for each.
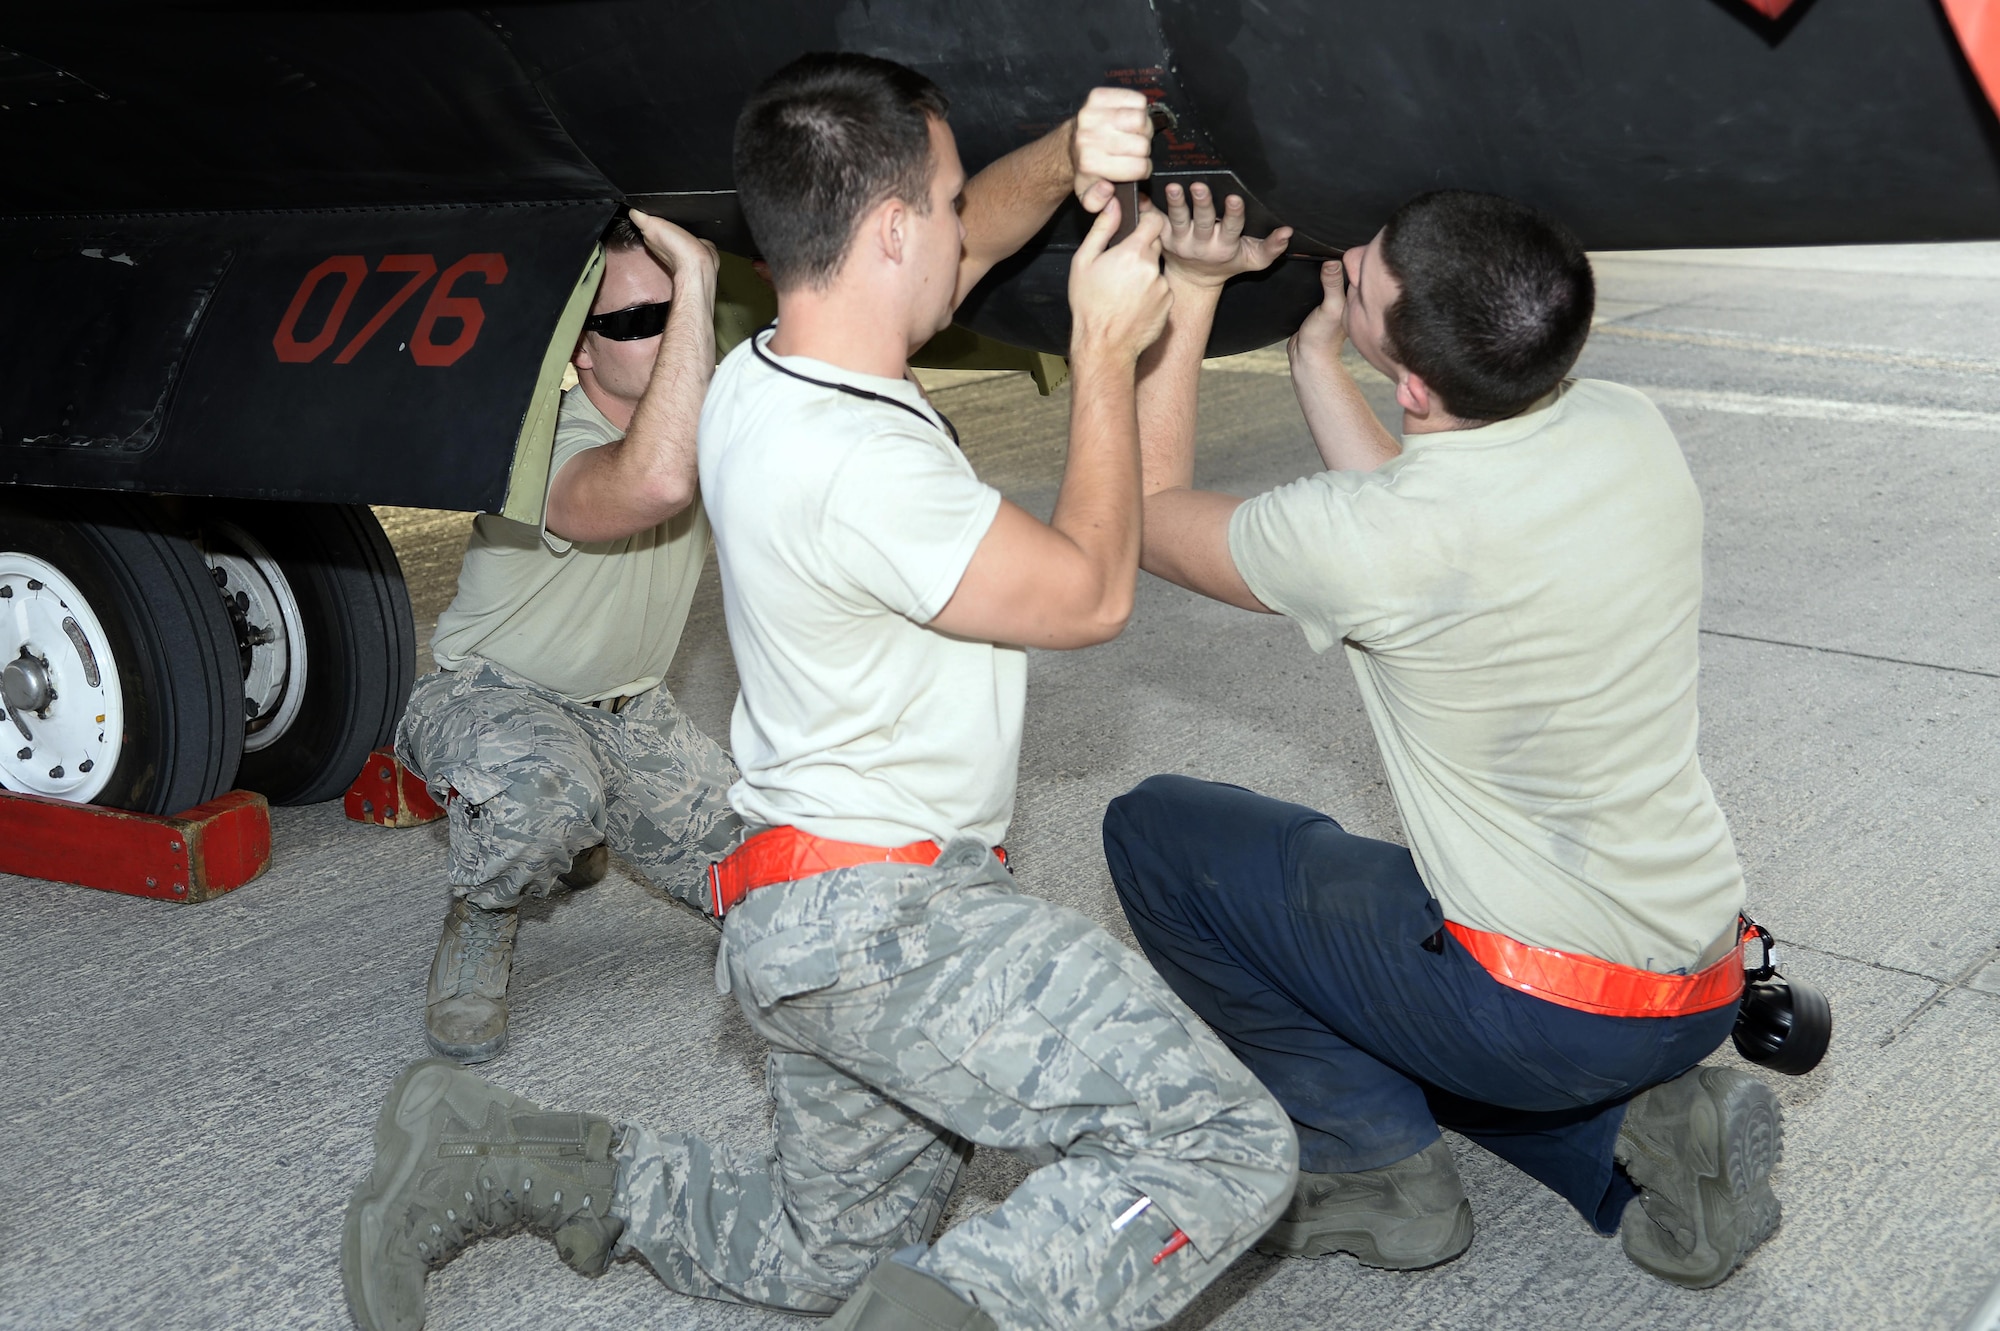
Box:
[1592,322,2000,376]
[1592,242,2000,279]
[1206,345,2000,431]
[1636,386,2000,433]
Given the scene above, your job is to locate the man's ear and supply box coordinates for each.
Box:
[876,197,908,266]
[572,335,595,374]
[1395,369,1433,419]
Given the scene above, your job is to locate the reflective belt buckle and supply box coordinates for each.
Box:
[705,827,1002,919]
[709,857,748,917]
[1445,920,1745,1019]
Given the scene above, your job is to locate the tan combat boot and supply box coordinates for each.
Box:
[1256,1137,1475,1269]
[424,898,517,1063]
[557,843,609,890]
[1615,1064,1782,1288]
[342,1059,623,1331]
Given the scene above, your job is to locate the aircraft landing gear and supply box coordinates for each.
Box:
[0,490,243,815]
[0,490,415,818]
[198,502,414,806]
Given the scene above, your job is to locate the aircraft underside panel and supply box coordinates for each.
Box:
[8,2,1994,244]
[1155,0,2000,251]
[0,202,614,510]
[1,1,1997,495]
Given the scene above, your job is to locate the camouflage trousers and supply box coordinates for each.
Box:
[610,840,1299,1330]
[395,656,742,912]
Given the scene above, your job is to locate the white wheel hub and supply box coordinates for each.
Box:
[205,523,307,754]
[0,553,125,802]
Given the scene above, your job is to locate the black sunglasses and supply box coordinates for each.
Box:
[584,300,671,341]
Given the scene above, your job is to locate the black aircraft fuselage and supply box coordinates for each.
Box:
[4,0,1998,512]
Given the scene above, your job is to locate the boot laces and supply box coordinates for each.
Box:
[450,905,511,993]
[406,1161,601,1267]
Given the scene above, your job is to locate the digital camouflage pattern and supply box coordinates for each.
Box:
[397,656,742,911]
[611,840,1299,1330]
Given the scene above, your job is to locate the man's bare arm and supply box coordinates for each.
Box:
[953,87,1153,305]
[931,201,1170,648]
[1288,260,1401,473]
[1131,183,1286,612]
[545,214,718,544]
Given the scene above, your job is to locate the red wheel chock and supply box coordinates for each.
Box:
[344,747,443,827]
[0,787,272,902]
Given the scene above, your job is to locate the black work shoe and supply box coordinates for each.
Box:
[824,1256,996,1331]
[341,1059,624,1331]
[1256,1138,1475,1269]
[1615,1064,1783,1288]
[557,844,609,891]
[424,899,517,1063]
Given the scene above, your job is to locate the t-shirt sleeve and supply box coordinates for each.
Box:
[539,397,624,554]
[821,427,1002,623]
[1228,471,1394,653]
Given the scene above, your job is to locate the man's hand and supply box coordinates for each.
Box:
[953,87,1150,304]
[930,193,1165,652]
[626,209,719,298]
[1288,258,1348,358]
[1068,200,1172,363]
[1286,257,1401,473]
[1161,182,1292,289]
[1125,184,1278,615]
[1070,87,1155,214]
[544,211,718,544]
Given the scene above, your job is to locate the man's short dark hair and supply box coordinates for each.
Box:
[1378,191,1594,423]
[601,214,646,254]
[733,53,950,291]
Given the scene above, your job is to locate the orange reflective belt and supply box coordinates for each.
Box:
[708,825,1004,917]
[1444,921,1743,1019]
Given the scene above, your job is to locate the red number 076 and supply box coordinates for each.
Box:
[272,252,508,367]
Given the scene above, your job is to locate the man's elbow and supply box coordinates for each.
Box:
[1058,584,1133,649]
[1091,601,1134,645]
[638,472,696,521]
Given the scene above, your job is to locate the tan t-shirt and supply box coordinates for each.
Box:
[430,386,710,703]
[699,330,1022,848]
[1228,379,1744,973]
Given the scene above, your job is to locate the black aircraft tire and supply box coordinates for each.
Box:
[0,490,244,815]
[207,502,416,806]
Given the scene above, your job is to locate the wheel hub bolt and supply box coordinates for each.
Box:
[48,765,62,779]
[2,652,52,714]
[78,759,92,773]
[14,746,28,760]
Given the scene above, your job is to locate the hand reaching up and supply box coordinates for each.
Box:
[1290,258,1349,356]
[626,208,719,297]
[1068,195,1172,363]
[1159,182,1292,290]
[1070,87,1155,214]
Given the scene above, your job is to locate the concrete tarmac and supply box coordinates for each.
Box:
[4,244,1997,1331]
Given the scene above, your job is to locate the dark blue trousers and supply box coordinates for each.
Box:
[1102,775,1736,1234]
